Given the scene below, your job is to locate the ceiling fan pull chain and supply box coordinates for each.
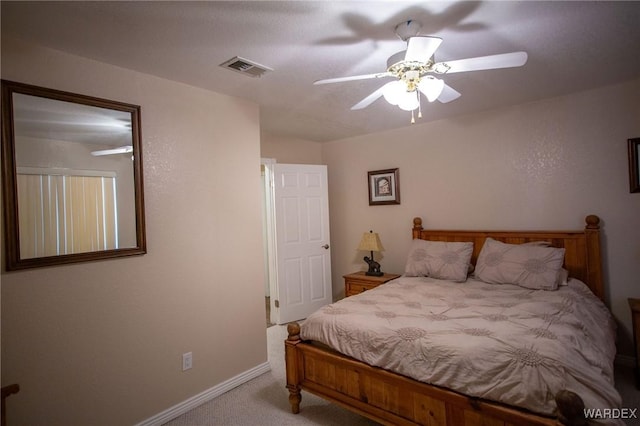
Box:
[411,109,415,124]
[417,91,423,119]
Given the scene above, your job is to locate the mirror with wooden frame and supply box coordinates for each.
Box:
[1,80,146,270]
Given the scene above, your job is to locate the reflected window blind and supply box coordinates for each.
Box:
[17,170,118,259]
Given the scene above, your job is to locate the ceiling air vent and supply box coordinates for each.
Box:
[220,56,273,78]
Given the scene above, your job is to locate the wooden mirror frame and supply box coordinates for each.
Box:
[1,80,146,270]
[629,137,640,193]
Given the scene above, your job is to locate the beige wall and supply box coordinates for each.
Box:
[1,38,267,425]
[322,78,640,355]
[260,132,323,164]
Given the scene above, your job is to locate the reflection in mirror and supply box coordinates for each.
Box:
[1,80,146,270]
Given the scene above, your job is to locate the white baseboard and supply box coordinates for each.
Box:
[135,362,271,426]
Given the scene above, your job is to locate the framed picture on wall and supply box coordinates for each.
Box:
[368,168,400,205]
[629,138,640,193]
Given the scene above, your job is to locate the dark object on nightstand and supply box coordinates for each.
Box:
[629,298,640,389]
[363,255,382,276]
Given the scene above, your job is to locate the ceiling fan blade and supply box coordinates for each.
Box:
[314,72,392,85]
[439,51,528,74]
[351,83,393,110]
[404,36,442,63]
[91,145,133,156]
[437,84,461,103]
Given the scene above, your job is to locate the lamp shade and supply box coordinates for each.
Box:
[357,231,384,252]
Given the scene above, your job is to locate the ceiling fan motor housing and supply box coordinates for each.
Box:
[387,56,434,92]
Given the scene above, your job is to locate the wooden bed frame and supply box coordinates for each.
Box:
[285,215,605,426]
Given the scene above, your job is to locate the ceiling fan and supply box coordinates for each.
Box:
[314,20,528,122]
[91,145,133,156]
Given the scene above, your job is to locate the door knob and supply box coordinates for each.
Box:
[322,244,330,249]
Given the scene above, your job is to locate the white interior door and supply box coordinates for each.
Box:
[273,163,332,324]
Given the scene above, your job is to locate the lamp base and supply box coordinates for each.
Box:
[363,255,383,277]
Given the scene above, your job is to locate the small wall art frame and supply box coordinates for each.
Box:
[368,168,400,205]
[629,137,640,193]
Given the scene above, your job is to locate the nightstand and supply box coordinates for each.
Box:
[629,298,640,389]
[344,271,401,297]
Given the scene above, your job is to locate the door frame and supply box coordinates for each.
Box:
[261,158,279,325]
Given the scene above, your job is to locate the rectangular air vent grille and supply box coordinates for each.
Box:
[220,56,273,78]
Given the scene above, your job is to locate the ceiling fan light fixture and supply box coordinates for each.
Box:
[418,77,445,102]
[382,80,404,105]
[382,81,419,111]
[397,91,419,111]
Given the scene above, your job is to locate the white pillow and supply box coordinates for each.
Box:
[524,242,570,285]
[524,242,569,286]
[405,240,473,282]
[475,238,565,290]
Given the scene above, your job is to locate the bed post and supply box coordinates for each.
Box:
[584,215,605,302]
[412,217,423,239]
[285,322,302,414]
[555,390,587,426]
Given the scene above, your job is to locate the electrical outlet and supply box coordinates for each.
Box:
[182,352,193,371]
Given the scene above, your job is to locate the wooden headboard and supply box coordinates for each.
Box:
[412,215,604,302]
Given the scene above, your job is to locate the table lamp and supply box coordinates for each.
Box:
[358,230,384,276]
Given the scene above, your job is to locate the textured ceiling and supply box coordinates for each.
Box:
[2,1,639,142]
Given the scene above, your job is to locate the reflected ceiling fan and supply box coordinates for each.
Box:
[91,145,133,156]
[314,20,528,122]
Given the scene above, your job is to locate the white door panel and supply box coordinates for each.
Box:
[274,164,332,324]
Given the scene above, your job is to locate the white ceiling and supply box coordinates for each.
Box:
[2,1,639,143]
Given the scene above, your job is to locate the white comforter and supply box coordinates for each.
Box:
[300,276,621,420]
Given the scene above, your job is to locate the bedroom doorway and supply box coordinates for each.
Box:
[261,159,276,327]
[261,159,332,326]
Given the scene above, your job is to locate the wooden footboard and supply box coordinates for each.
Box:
[286,322,585,426]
